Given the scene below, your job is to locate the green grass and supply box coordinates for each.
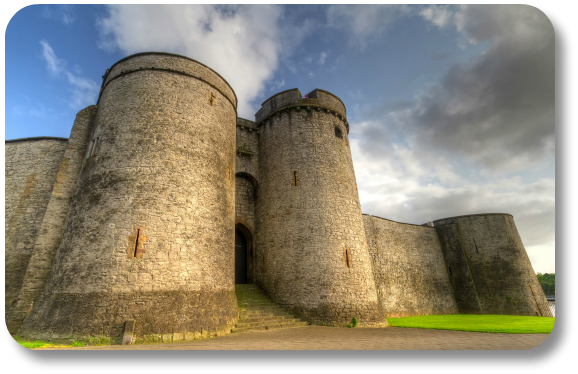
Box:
[387,314,555,334]
[15,338,86,349]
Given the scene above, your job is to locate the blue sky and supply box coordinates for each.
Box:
[4,4,555,273]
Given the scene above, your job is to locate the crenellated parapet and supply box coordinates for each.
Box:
[255,88,349,133]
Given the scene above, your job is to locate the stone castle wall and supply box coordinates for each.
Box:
[9,107,97,334]
[234,118,259,283]
[363,215,458,318]
[434,214,552,317]
[5,138,67,324]
[235,118,259,180]
[6,52,551,342]
[18,53,239,342]
[254,89,385,326]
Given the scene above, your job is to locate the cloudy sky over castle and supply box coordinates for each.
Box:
[5,4,555,272]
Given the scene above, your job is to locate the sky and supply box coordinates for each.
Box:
[4,4,555,273]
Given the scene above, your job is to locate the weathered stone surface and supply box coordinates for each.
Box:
[101,52,237,110]
[5,52,550,343]
[17,53,238,340]
[8,107,97,334]
[363,215,459,318]
[255,88,346,125]
[434,214,552,317]
[5,138,68,327]
[255,89,385,327]
[18,290,237,342]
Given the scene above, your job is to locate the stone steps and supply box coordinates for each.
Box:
[232,321,308,334]
[234,284,308,334]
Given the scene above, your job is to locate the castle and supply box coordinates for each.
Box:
[5,52,551,343]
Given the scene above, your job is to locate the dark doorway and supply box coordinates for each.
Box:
[235,230,248,284]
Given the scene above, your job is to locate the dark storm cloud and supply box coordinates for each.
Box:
[372,5,555,173]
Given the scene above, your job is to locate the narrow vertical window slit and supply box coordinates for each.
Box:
[133,229,140,258]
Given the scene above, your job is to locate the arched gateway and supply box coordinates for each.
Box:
[235,229,248,284]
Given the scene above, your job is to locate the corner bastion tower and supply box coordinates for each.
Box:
[9,53,239,340]
[5,52,551,343]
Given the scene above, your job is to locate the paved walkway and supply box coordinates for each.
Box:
[39,326,550,350]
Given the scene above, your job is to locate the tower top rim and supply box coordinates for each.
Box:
[104,51,238,108]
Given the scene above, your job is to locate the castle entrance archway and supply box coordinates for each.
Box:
[235,229,248,284]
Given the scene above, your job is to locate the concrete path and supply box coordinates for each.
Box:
[38,326,550,350]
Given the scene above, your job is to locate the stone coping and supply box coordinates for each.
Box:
[259,88,346,114]
[256,104,349,133]
[433,213,513,223]
[362,214,435,228]
[309,89,346,115]
[259,88,301,107]
[103,52,237,107]
[5,136,68,143]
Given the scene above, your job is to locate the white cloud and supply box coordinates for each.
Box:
[327,5,413,46]
[350,131,555,273]
[40,40,99,110]
[42,5,76,25]
[97,5,295,118]
[420,5,455,28]
[347,5,555,272]
[318,51,328,65]
[40,40,64,74]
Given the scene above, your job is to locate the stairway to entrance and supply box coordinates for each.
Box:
[233,284,308,333]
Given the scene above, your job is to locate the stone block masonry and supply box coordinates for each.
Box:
[5,138,68,327]
[255,89,385,327]
[6,51,548,344]
[363,215,459,318]
[434,214,552,317]
[17,53,239,341]
[8,107,97,334]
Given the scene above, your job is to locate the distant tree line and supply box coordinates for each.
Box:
[536,273,555,296]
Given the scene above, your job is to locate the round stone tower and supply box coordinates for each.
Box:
[433,213,552,317]
[18,53,239,342]
[254,88,385,326]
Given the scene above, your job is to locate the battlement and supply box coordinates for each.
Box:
[255,88,348,131]
[6,51,548,342]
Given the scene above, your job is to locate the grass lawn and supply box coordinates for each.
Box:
[14,339,85,349]
[387,314,555,334]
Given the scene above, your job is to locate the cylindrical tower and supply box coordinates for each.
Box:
[19,53,239,342]
[434,213,552,317]
[254,88,385,326]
